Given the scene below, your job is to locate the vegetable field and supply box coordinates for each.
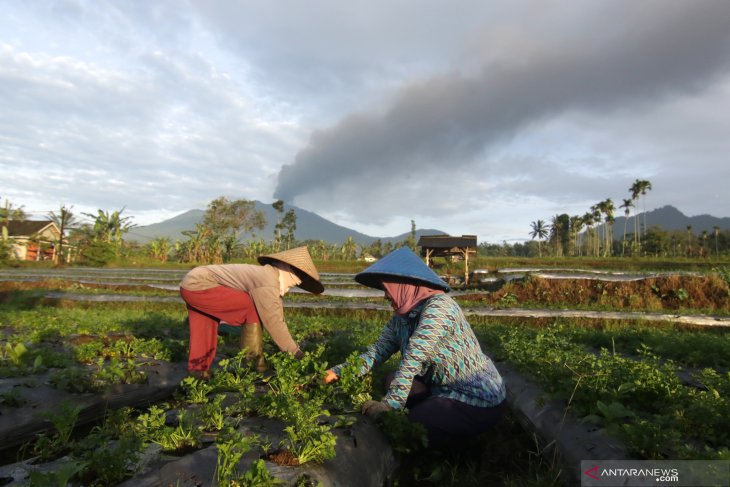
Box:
[0,266,728,486]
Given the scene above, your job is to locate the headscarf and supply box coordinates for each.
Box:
[382,280,444,316]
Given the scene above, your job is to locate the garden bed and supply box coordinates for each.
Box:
[1,267,729,485]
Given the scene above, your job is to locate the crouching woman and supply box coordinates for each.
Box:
[325,247,506,446]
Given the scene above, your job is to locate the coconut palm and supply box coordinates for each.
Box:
[1,198,28,225]
[599,198,615,257]
[569,215,584,256]
[631,179,652,238]
[529,220,548,257]
[581,212,595,257]
[714,225,721,258]
[48,205,78,264]
[619,198,633,256]
[548,215,564,257]
[686,225,693,257]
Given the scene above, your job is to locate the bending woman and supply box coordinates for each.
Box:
[180,246,323,376]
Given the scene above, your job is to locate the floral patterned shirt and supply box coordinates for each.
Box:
[335,294,506,409]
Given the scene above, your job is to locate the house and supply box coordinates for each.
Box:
[417,234,478,285]
[3,220,70,262]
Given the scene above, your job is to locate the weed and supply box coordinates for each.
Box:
[376,409,428,454]
[49,366,93,393]
[30,400,82,460]
[27,460,85,487]
[0,388,26,407]
[73,430,143,486]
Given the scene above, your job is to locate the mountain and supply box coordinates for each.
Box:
[609,205,730,239]
[125,201,446,245]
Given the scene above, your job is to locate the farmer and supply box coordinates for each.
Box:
[324,247,506,446]
[180,246,324,377]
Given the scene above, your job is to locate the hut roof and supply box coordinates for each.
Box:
[5,220,58,237]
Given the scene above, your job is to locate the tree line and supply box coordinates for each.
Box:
[516,179,728,259]
[0,196,418,266]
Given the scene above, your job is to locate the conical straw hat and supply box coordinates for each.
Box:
[355,247,450,292]
[258,246,324,294]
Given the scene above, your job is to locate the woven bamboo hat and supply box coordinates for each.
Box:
[355,247,451,292]
[258,246,324,294]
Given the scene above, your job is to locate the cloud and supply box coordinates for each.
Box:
[274,1,730,226]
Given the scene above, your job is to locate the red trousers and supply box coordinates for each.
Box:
[180,286,261,371]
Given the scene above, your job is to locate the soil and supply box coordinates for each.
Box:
[266,448,300,466]
[462,274,730,312]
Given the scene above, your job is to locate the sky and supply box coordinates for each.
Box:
[2,0,730,244]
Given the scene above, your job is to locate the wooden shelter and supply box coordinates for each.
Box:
[417,234,477,284]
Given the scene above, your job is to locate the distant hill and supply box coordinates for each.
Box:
[125,201,446,246]
[609,205,730,239]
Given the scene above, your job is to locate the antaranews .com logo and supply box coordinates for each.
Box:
[580,460,729,486]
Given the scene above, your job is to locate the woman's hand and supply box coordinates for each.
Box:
[323,369,339,384]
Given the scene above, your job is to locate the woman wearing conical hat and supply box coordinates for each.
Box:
[325,247,506,446]
[180,246,323,377]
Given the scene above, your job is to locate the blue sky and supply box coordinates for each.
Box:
[2,1,730,243]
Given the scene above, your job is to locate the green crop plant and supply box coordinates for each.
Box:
[49,366,93,393]
[182,375,214,404]
[135,404,168,443]
[2,341,28,367]
[90,357,146,390]
[214,427,260,486]
[153,409,201,453]
[72,429,143,486]
[0,341,44,377]
[323,351,372,412]
[235,459,284,486]
[477,321,730,459]
[212,353,259,393]
[200,394,227,431]
[280,397,336,465]
[73,341,106,363]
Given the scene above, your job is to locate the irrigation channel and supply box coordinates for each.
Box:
[0,267,728,485]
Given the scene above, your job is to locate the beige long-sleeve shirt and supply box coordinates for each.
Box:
[180,264,299,354]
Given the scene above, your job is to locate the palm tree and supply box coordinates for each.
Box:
[686,225,693,257]
[548,215,564,257]
[529,220,548,257]
[582,211,595,257]
[600,198,615,257]
[619,198,633,256]
[1,198,28,225]
[633,179,652,238]
[714,225,721,258]
[569,215,584,256]
[48,205,78,264]
[590,204,603,257]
